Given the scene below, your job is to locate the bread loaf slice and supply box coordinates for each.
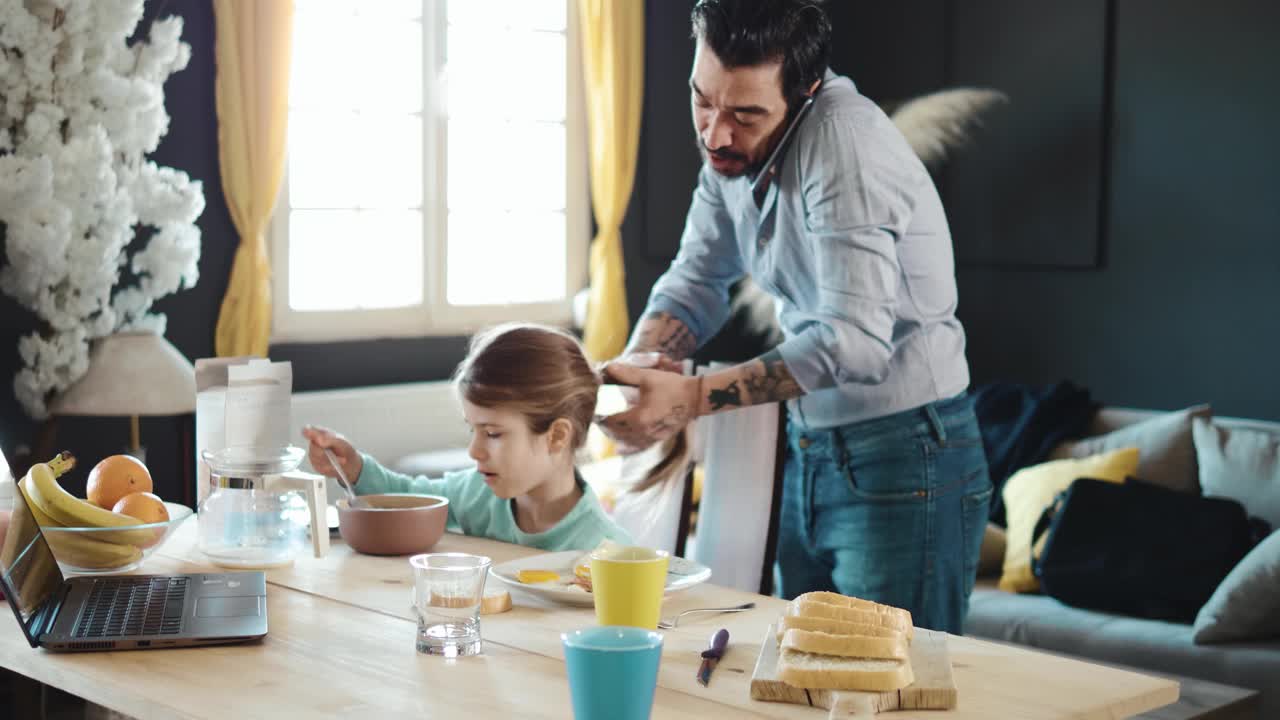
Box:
[480,587,512,614]
[791,599,914,640]
[774,613,906,643]
[796,591,911,619]
[781,628,907,660]
[777,649,914,692]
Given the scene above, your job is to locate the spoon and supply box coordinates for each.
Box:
[324,448,370,509]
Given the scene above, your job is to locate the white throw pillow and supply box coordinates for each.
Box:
[1050,405,1210,493]
[1193,417,1280,529]
[1194,529,1280,644]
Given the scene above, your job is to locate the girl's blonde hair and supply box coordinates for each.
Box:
[452,323,599,450]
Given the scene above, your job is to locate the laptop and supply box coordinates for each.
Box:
[0,460,268,652]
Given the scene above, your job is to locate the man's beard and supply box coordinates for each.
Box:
[696,136,756,178]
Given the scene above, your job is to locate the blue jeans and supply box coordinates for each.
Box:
[774,393,993,634]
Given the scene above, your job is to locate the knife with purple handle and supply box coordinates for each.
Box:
[697,628,729,686]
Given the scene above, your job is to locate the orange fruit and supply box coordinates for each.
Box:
[86,455,153,509]
[113,492,169,548]
[112,492,169,524]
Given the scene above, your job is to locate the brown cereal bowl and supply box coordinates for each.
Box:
[336,494,449,555]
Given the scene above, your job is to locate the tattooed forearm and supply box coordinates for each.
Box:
[694,351,805,417]
[629,312,697,360]
[658,324,696,359]
[742,350,804,404]
[708,381,743,410]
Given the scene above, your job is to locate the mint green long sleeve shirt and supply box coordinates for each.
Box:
[354,453,633,552]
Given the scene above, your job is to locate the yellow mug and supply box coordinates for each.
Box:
[590,545,670,629]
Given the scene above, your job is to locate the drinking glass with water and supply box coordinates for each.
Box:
[410,552,492,657]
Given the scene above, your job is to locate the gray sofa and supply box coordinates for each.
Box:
[966,408,1280,719]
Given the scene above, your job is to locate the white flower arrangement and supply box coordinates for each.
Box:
[0,0,204,418]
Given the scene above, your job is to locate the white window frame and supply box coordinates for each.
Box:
[269,0,590,344]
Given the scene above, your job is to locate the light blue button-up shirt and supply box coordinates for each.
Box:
[646,71,970,430]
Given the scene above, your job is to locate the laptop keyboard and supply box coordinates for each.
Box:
[72,577,189,639]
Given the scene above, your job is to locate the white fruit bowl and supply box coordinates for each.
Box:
[40,502,194,575]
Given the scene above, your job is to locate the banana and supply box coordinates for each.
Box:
[21,476,145,570]
[25,462,151,546]
[15,450,77,529]
[19,477,62,528]
[43,532,143,570]
[47,451,76,477]
[16,456,147,568]
[26,462,140,528]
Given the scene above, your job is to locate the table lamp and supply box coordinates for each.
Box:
[49,332,197,461]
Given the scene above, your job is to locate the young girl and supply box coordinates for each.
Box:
[302,323,632,551]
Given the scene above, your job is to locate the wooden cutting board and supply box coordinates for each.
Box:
[750,625,958,717]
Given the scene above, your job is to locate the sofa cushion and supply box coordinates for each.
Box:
[967,585,1280,718]
[1194,529,1280,644]
[999,447,1139,593]
[1050,405,1210,494]
[1194,417,1280,528]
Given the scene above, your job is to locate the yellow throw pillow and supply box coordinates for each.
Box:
[998,447,1140,593]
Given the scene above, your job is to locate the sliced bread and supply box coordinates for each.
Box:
[774,613,906,643]
[796,591,914,625]
[481,587,512,614]
[791,598,914,640]
[781,628,908,660]
[777,649,914,692]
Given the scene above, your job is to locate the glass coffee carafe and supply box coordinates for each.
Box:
[198,446,328,568]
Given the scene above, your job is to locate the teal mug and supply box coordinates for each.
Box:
[562,626,663,720]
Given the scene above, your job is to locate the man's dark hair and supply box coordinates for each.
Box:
[691,0,831,107]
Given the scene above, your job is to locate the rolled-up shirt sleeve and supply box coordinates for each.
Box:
[775,114,909,392]
[644,166,745,348]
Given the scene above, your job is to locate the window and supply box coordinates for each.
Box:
[271,0,588,342]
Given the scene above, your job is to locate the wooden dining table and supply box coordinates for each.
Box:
[0,519,1179,719]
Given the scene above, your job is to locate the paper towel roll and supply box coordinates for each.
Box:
[609,439,690,554]
[694,388,781,593]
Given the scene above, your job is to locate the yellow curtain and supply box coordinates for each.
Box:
[577,0,644,362]
[212,0,294,358]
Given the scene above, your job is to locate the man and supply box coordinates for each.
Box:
[597,0,992,634]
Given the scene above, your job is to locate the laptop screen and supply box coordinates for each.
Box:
[0,475,65,643]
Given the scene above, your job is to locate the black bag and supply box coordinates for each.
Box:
[1031,477,1257,622]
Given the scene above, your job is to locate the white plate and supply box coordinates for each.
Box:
[490,550,712,607]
